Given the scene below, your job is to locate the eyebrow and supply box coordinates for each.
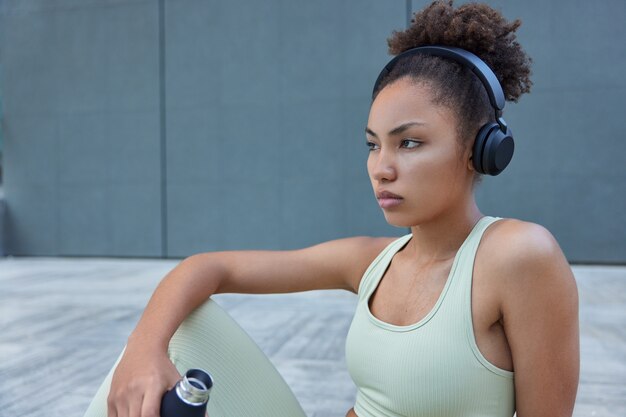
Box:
[365,121,426,138]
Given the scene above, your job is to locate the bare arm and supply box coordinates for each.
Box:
[107,236,394,417]
[495,222,579,417]
[129,236,394,350]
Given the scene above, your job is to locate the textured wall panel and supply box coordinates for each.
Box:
[2,0,624,261]
[1,0,162,256]
[164,0,406,256]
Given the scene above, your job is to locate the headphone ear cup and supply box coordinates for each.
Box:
[473,123,495,174]
[472,122,514,176]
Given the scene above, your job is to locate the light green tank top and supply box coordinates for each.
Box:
[345,216,515,417]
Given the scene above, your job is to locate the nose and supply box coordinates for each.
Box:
[368,147,397,183]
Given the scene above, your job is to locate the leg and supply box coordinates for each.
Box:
[83,298,307,417]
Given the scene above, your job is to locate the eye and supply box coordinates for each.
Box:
[366,141,380,151]
[400,139,421,149]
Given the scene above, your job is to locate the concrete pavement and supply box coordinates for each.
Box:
[0,257,624,417]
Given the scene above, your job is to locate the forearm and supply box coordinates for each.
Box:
[127,253,228,351]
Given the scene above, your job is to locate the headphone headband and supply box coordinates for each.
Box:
[372,45,505,113]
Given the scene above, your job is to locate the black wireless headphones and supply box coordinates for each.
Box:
[372,45,514,176]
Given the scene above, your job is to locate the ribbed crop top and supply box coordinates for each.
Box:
[345,216,515,417]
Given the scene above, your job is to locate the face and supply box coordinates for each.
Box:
[366,77,475,227]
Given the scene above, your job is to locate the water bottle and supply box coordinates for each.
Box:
[160,368,214,417]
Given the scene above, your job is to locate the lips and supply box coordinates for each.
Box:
[376,190,403,199]
[376,190,403,209]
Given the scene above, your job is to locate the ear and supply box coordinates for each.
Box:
[467,154,475,172]
[464,143,475,172]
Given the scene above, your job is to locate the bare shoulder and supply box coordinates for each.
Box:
[479,217,578,310]
[482,218,561,258]
[322,235,399,294]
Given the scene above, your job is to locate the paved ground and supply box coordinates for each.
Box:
[0,256,624,417]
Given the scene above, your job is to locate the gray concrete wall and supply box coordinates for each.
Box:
[1,0,624,262]
[162,0,404,256]
[1,0,163,257]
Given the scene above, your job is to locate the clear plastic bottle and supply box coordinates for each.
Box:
[160,368,214,417]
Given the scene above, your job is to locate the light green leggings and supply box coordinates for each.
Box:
[83,298,308,417]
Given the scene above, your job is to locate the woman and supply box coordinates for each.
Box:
[88,1,579,416]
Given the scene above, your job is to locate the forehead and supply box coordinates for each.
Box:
[368,78,455,129]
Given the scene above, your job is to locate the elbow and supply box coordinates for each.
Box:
[168,252,228,296]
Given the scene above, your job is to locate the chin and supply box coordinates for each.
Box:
[382,212,418,229]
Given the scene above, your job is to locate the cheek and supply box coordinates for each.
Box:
[402,153,446,181]
[366,154,382,183]
[402,151,462,193]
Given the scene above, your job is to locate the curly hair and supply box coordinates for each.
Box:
[374,0,532,165]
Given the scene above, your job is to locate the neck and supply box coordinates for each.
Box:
[404,199,483,263]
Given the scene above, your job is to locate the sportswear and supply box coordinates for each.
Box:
[345,216,515,417]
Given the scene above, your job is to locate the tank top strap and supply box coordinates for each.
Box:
[458,216,503,267]
[356,233,412,302]
[447,216,503,301]
[441,215,514,377]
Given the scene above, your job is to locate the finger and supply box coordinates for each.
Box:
[127,393,143,417]
[120,397,133,417]
[140,389,163,417]
[106,392,120,417]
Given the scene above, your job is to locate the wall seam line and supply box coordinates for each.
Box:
[158,0,168,258]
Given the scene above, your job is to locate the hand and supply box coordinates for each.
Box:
[107,343,181,417]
